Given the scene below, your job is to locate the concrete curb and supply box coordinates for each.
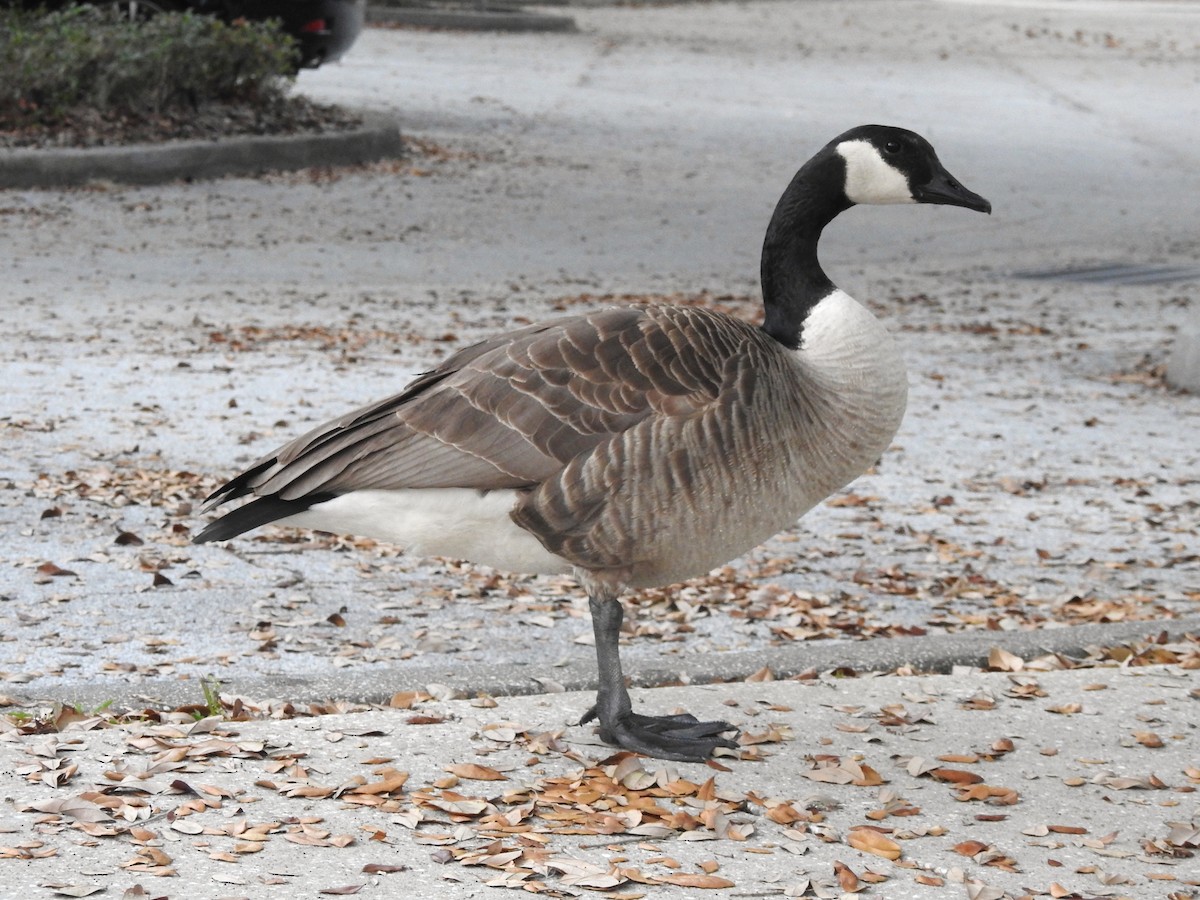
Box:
[14,615,1200,714]
[367,4,577,32]
[0,115,403,190]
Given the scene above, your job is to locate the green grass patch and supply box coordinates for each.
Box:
[0,5,299,129]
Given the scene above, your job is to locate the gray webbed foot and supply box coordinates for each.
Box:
[581,705,739,762]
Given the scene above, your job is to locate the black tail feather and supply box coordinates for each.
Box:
[198,457,277,513]
[193,494,332,544]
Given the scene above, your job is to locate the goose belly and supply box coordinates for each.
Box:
[623,489,817,590]
[280,488,572,576]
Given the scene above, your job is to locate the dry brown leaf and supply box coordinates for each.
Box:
[847,828,901,860]
[388,691,430,709]
[932,768,984,785]
[552,856,623,887]
[853,763,885,787]
[905,756,942,777]
[1095,773,1167,790]
[766,803,807,825]
[828,493,877,508]
[955,840,991,857]
[955,784,1020,805]
[349,768,409,795]
[445,764,507,782]
[938,753,980,764]
[655,873,735,889]
[738,723,792,746]
[40,886,105,898]
[285,832,331,847]
[28,796,112,823]
[122,846,173,869]
[36,562,77,578]
[462,847,521,868]
[961,694,997,711]
[281,783,335,799]
[1046,703,1083,715]
[76,822,119,838]
[965,882,1006,900]
[988,647,1024,671]
[1134,731,1165,749]
[803,762,856,784]
[833,860,859,892]
[415,791,489,817]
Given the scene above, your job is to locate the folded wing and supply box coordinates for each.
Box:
[199,306,737,532]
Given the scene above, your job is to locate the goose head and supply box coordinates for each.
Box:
[760,125,990,348]
[834,124,992,213]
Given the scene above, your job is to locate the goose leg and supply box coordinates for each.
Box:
[578,584,739,762]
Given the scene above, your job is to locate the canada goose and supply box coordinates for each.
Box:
[195,124,990,761]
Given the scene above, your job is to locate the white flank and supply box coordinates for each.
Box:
[279,488,572,576]
[836,140,914,205]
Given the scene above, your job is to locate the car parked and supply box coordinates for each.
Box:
[4,0,365,67]
[195,0,364,67]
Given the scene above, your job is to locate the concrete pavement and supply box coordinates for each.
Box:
[2,649,1197,899]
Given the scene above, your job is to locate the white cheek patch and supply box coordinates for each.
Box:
[836,140,915,205]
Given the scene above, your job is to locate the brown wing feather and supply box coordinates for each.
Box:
[206,306,736,508]
[511,326,783,575]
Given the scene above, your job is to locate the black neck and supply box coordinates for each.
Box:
[759,152,851,349]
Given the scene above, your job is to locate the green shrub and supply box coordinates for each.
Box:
[0,6,299,127]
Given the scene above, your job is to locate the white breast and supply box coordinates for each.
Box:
[788,289,909,497]
[801,289,907,383]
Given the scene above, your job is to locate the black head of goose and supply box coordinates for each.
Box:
[195,125,990,762]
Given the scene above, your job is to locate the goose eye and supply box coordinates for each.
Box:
[884,140,901,155]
